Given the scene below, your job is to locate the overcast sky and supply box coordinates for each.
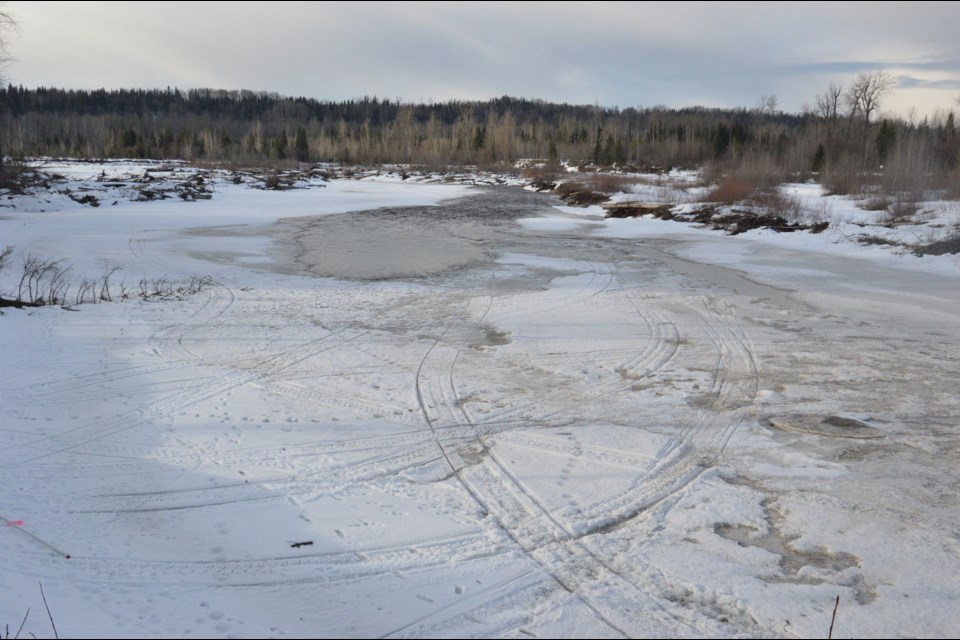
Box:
[5,1,960,118]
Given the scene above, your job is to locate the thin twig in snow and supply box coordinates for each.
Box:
[38,583,57,640]
[14,608,29,640]
[828,595,839,640]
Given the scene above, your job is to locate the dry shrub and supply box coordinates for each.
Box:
[0,164,46,195]
[582,173,652,194]
[654,184,689,205]
[521,165,557,181]
[522,165,558,191]
[878,150,946,195]
[861,195,893,211]
[946,171,960,200]
[707,176,757,204]
[748,189,805,223]
[744,188,828,225]
[883,198,921,224]
[555,180,586,197]
[748,188,788,212]
[701,159,788,204]
[822,167,866,196]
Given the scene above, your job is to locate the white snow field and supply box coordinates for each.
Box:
[2,162,959,638]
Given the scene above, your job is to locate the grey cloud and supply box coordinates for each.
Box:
[896,75,960,90]
[783,59,960,76]
[7,1,960,116]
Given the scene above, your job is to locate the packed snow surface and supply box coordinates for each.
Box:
[1,161,958,638]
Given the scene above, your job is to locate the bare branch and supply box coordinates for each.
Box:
[0,5,21,80]
[755,94,778,115]
[828,595,840,639]
[13,607,29,640]
[815,83,844,121]
[846,70,894,124]
[99,265,121,302]
[38,582,57,640]
[0,244,13,273]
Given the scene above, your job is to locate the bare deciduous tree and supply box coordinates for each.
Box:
[844,70,894,168]
[845,70,894,126]
[755,94,778,115]
[815,83,844,124]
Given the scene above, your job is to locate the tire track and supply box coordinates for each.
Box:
[2,531,504,589]
[445,267,760,635]
[566,292,762,537]
[682,295,760,458]
[409,269,708,638]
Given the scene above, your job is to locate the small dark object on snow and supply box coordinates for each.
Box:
[290,541,313,548]
[69,193,100,207]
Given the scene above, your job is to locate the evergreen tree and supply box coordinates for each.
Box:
[294,127,309,162]
[876,120,896,165]
[275,129,289,160]
[811,143,826,172]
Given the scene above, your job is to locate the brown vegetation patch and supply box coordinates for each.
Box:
[707,176,757,204]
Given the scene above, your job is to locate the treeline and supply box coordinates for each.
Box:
[0,85,958,192]
[0,86,803,167]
